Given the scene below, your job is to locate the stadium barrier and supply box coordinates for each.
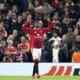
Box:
[0,63,80,76]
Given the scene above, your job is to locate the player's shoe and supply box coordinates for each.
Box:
[37,75,40,78]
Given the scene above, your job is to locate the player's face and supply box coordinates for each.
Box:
[34,22,39,28]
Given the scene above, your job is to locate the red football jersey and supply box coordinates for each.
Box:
[4,46,17,54]
[18,41,30,53]
[22,21,55,48]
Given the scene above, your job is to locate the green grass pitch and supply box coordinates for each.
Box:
[0,76,80,80]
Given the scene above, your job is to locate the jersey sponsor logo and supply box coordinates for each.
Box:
[34,34,42,38]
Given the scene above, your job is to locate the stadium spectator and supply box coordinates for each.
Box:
[0,23,7,39]
[76,19,80,29]
[20,0,29,12]
[3,10,12,34]
[17,36,31,62]
[41,41,52,62]
[66,27,74,42]
[12,29,20,47]
[22,12,28,22]
[66,27,75,51]
[12,5,18,14]
[75,35,80,50]
[0,36,6,61]
[68,44,77,62]
[61,35,68,54]
[0,0,4,11]
[52,41,68,62]
[51,0,59,9]
[10,13,18,33]
[49,31,61,45]
[7,35,14,42]
[72,51,80,63]
[4,40,17,62]
[60,16,71,35]
[17,15,25,37]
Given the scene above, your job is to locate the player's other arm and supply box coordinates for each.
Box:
[42,17,56,32]
[22,15,33,33]
[22,21,33,33]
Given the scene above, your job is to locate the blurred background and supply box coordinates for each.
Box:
[0,0,80,63]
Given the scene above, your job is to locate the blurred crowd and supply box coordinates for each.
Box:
[0,0,80,63]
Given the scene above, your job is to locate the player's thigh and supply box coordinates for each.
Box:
[32,48,39,59]
[38,48,42,57]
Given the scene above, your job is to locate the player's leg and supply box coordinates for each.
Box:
[32,48,40,78]
[32,62,36,76]
[32,60,39,76]
[38,48,42,61]
[34,48,41,78]
[32,48,39,60]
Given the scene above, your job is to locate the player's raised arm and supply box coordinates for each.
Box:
[22,15,33,33]
[42,16,56,32]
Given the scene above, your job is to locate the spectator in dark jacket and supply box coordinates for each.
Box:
[41,40,52,62]
[68,44,77,62]
[20,0,29,12]
[59,48,68,62]
[61,35,68,54]
[60,16,71,36]
[0,36,6,61]
[10,13,18,33]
